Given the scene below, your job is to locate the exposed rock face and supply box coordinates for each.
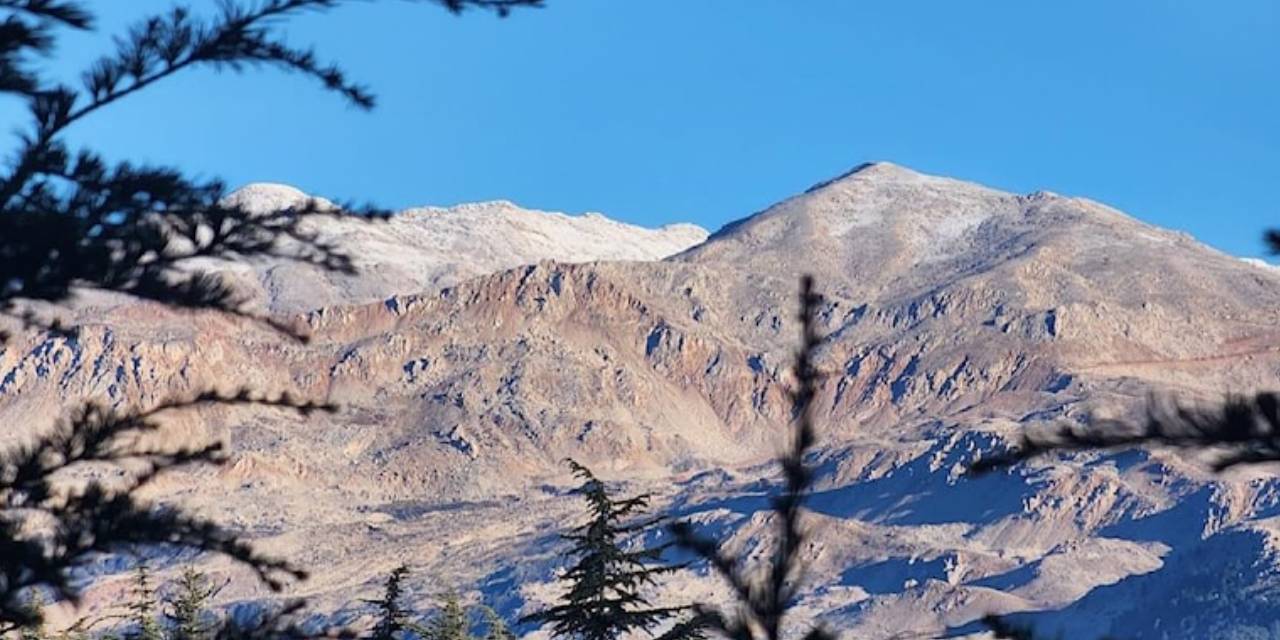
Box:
[3,163,1279,637]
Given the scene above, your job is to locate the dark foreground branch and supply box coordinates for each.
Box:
[970,392,1280,475]
[0,0,541,345]
[670,276,834,640]
[0,390,337,631]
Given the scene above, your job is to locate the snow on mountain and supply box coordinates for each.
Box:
[218,183,708,312]
[1243,257,1280,271]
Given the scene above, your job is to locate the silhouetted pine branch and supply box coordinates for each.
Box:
[2,1,539,634]
[969,392,1280,474]
[0,0,539,343]
[0,390,340,633]
[968,225,1280,637]
[669,276,834,640]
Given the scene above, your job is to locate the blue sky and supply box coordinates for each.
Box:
[10,1,1279,257]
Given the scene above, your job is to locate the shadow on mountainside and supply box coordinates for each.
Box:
[805,435,1041,527]
[947,524,1280,639]
[666,431,1043,531]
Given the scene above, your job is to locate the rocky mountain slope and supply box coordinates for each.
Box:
[2,163,1279,638]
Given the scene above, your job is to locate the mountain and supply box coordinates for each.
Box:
[216,183,709,312]
[2,163,1279,637]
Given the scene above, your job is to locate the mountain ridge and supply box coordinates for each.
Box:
[4,162,1279,637]
[215,184,710,313]
[226,181,706,236]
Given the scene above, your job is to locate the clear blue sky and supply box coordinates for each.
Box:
[10,1,1279,257]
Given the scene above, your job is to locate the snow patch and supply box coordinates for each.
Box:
[1241,257,1280,271]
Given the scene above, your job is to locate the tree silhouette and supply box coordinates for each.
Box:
[477,607,512,640]
[422,593,470,640]
[669,276,833,640]
[0,0,540,342]
[126,564,164,640]
[363,565,418,640]
[165,565,223,640]
[970,392,1280,474]
[522,460,693,640]
[0,0,540,634]
[0,392,336,633]
[1264,228,1280,256]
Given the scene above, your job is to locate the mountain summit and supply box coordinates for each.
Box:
[803,160,940,191]
[690,163,1188,285]
[3,164,1279,637]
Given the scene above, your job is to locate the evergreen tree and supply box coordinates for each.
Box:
[478,607,513,640]
[423,593,471,640]
[522,461,687,640]
[364,565,416,640]
[164,566,221,640]
[126,565,163,640]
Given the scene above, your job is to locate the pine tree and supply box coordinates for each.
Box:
[423,593,471,640]
[479,607,513,640]
[126,565,163,640]
[164,565,221,640]
[364,564,416,640]
[522,461,687,640]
